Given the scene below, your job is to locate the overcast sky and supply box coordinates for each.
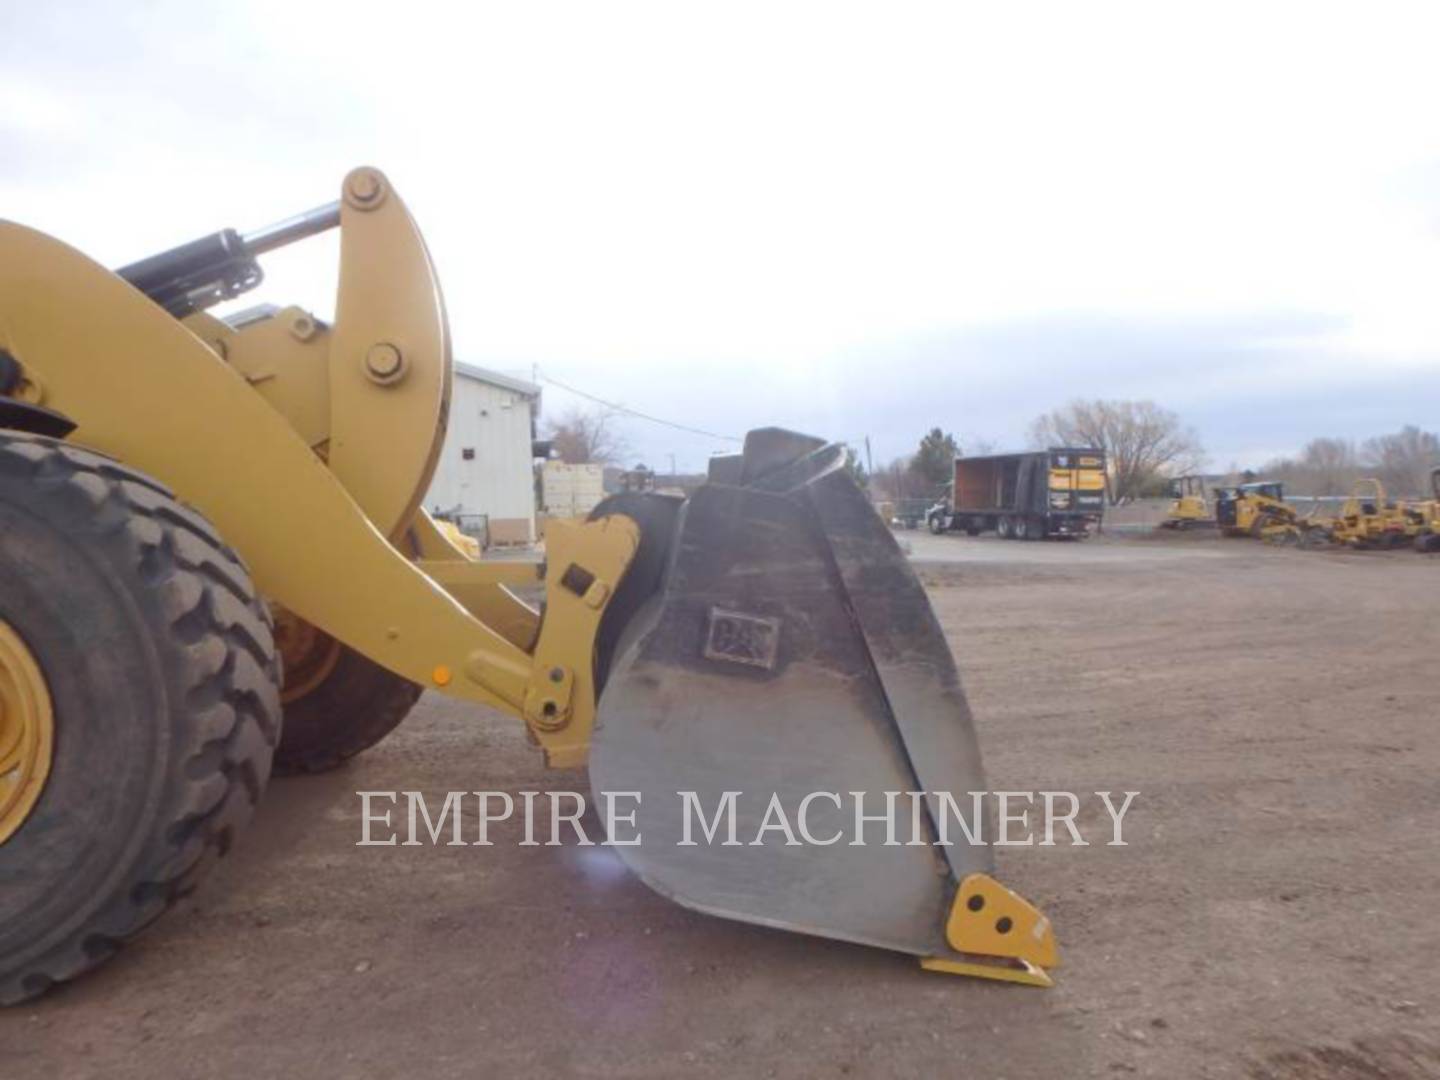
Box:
[5,2,1439,472]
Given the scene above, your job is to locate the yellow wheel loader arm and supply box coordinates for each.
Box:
[0,167,1055,992]
[0,169,631,766]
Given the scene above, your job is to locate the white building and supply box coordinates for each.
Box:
[425,363,541,544]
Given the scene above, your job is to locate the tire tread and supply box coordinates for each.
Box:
[0,433,281,1006]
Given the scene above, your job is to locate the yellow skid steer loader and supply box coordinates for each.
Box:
[0,168,1055,1003]
[1214,481,1304,542]
[1418,468,1440,553]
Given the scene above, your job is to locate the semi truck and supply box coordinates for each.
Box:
[926,447,1107,539]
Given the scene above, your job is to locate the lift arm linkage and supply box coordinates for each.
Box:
[0,168,635,763]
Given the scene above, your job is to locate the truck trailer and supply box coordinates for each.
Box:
[927,448,1107,539]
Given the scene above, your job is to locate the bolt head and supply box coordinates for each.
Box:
[344,169,386,209]
[364,342,406,384]
[289,314,317,342]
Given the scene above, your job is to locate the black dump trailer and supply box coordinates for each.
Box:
[926,448,1106,540]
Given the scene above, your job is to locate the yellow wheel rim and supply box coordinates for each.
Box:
[272,606,341,705]
[0,619,54,845]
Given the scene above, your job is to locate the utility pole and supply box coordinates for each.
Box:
[864,436,874,476]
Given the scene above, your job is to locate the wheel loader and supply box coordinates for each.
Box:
[0,168,1056,1003]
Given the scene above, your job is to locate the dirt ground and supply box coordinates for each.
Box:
[8,532,1440,1079]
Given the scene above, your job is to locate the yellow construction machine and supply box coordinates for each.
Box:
[1213,481,1303,541]
[1417,467,1440,553]
[1160,475,1214,529]
[0,168,1056,1002]
[432,514,484,559]
[1301,478,1429,550]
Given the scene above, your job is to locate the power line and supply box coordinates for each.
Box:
[535,368,743,443]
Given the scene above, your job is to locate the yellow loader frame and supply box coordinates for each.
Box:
[0,167,635,768]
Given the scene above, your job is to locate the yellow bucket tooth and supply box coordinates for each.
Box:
[921,874,1058,988]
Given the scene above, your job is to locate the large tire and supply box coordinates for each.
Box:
[927,513,945,535]
[0,432,281,1005]
[996,516,1015,540]
[271,623,422,776]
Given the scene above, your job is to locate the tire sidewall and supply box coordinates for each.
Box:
[0,500,171,970]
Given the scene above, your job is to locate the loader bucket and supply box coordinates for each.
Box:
[589,429,1056,984]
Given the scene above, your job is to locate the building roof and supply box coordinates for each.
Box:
[454,362,541,398]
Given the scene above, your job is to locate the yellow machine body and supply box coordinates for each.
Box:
[1416,468,1440,552]
[1160,475,1213,529]
[0,169,633,768]
[1214,481,1303,542]
[1314,478,1428,550]
[0,167,1055,991]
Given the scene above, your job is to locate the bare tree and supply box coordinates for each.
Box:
[1300,437,1360,495]
[1262,437,1360,497]
[1362,425,1440,497]
[1030,400,1204,505]
[544,406,630,465]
